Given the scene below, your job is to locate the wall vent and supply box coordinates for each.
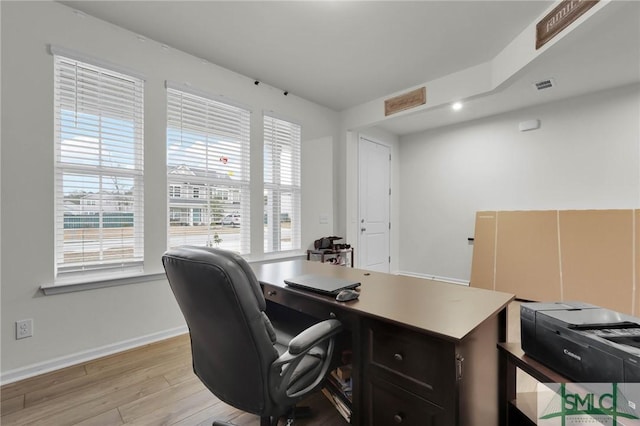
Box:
[534,78,555,91]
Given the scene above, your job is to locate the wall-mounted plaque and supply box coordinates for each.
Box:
[384,87,426,116]
[536,0,599,49]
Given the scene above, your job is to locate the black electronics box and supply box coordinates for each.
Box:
[521,301,640,382]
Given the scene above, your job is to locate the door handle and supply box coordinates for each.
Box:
[361,227,366,232]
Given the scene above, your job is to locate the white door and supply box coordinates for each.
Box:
[358,137,390,273]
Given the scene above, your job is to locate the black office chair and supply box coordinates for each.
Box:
[162,246,342,426]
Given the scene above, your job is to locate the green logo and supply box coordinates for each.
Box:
[538,383,640,425]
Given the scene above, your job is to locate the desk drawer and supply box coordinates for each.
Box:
[263,284,357,327]
[367,377,446,426]
[263,283,332,318]
[367,320,454,405]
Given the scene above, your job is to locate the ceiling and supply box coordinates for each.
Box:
[59,1,639,136]
[380,0,640,135]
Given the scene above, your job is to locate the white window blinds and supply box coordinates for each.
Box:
[167,88,251,254]
[54,55,144,279]
[263,115,301,253]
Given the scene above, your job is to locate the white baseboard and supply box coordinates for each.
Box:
[396,270,470,286]
[0,325,188,386]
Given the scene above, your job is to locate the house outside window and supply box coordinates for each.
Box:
[169,185,181,198]
[167,85,250,253]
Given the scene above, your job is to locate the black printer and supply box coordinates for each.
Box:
[521,302,640,382]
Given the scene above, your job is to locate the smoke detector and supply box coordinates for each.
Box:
[533,78,555,91]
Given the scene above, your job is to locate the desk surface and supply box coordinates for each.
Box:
[253,259,514,342]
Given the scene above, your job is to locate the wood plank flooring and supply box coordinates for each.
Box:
[2,300,524,426]
[0,334,348,426]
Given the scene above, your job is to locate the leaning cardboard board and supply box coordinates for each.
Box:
[469,211,496,291]
[494,210,561,302]
[470,209,637,315]
[559,209,633,315]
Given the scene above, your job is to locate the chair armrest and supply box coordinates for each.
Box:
[289,319,342,355]
[270,318,342,404]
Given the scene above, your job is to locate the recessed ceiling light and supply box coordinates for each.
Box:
[452,102,463,111]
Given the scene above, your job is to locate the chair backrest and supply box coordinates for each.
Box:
[162,246,279,416]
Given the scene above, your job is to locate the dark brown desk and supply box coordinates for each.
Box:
[252,259,514,425]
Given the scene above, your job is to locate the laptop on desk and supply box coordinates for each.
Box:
[284,274,360,296]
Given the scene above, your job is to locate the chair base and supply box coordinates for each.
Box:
[212,421,273,426]
[286,406,312,419]
[211,415,280,426]
[212,406,312,426]
[261,416,276,426]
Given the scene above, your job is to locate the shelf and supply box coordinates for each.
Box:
[322,386,352,423]
[509,392,537,425]
[307,248,354,267]
[498,342,570,426]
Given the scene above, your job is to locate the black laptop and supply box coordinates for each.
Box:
[284,274,360,295]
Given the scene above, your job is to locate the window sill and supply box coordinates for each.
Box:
[245,250,306,265]
[41,272,167,295]
[40,251,307,295]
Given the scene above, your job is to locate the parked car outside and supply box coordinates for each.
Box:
[263,212,291,224]
[221,214,240,227]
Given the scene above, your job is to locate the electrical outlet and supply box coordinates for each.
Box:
[16,319,33,339]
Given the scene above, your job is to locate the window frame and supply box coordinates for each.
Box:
[166,84,251,254]
[53,52,145,282]
[263,114,302,253]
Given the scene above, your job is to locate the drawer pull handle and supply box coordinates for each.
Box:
[267,290,277,296]
[393,413,404,423]
[393,353,403,362]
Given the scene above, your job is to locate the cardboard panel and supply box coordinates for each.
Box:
[470,212,497,290]
[494,211,561,301]
[560,210,634,315]
[635,210,640,316]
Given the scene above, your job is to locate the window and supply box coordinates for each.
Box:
[167,86,250,253]
[54,55,144,280]
[263,115,301,253]
[169,185,181,198]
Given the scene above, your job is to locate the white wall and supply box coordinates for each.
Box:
[398,84,640,282]
[1,1,338,378]
[302,137,335,249]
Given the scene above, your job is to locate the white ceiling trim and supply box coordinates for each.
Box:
[343,0,612,132]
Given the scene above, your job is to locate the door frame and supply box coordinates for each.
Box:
[357,135,392,272]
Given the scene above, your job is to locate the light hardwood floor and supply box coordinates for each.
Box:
[0,334,347,426]
[1,300,526,426]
